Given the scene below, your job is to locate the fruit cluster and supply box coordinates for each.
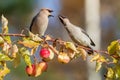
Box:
[25,48,71,77]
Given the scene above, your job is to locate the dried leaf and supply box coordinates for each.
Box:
[3,42,10,54]
[11,44,18,58]
[45,35,52,41]
[1,15,8,34]
[1,15,11,44]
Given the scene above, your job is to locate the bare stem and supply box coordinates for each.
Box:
[0,33,28,37]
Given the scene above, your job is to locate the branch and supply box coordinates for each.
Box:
[0,33,118,59]
[0,33,28,37]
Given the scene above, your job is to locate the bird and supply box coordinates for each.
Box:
[30,8,54,36]
[58,15,95,54]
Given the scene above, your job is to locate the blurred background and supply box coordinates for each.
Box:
[0,0,120,80]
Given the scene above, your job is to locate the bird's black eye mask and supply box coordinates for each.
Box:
[47,9,53,13]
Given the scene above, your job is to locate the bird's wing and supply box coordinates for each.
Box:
[81,29,95,46]
[29,13,38,31]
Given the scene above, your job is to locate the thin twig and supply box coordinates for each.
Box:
[0,33,28,37]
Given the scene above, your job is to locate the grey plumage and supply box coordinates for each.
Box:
[58,15,95,54]
[30,8,53,36]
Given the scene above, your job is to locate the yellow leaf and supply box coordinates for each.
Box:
[112,57,118,63]
[19,47,31,66]
[65,42,78,52]
[31,47,38,55]
[90,54,100,62]
[0,37,4,46]
[107,40,119,55]
[106,68,114,78]
[29,31,43,42]
[0,65,10,79]
[77,48,87,60]
[0,53,12,61]
[18,38,39,48]
[98,56,107,63]
[95,62,102,72]
[13,53,21,68]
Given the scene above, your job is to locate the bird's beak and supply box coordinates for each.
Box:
[48,10,54,17]
[49,14,54,17]
[58,15,66,25]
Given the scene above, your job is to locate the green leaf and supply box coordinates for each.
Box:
[0,53,12,61]
[107,40,119,55]
[65,42,78,52]
[95,62,102,72]
[106,68,114,79]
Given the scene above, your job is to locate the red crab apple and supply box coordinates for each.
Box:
[40,48,50,59]
[40,48,54,62]
[26,64,36,76]
[58,52,70,64]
